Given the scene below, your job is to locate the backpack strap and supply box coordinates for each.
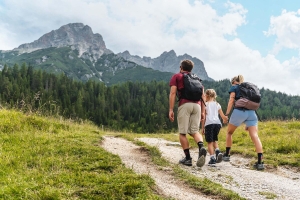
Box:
[255,110,262,122]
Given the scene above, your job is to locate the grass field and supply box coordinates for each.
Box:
[1,109,299,199]
[0,109,163,199]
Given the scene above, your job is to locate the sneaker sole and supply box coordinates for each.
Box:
[196,156,205,167]
[222,157,230,162]
[216,153,223,163]
[199,147,207,157]
[180,162,192,166]
[253,165,265,170]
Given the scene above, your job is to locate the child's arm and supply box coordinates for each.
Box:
[219,108,228,124]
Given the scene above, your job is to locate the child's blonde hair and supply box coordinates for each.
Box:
[205,89,217,101]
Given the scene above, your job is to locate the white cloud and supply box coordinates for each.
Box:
[265,9,300,54]
[0,0,300,95]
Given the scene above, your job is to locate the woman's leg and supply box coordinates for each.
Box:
[226,123,238,148]
[223,123,238,160]
[247,125,264,169]
[247,126,263,153]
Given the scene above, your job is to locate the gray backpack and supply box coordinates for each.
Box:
[235,82,261,110]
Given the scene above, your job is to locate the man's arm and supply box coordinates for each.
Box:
[169,86,177,122]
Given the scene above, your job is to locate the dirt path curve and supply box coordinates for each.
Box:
[101,136,212,200]
[102,136,300,200]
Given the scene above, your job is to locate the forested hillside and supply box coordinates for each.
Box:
[1,63,299,133]
[0,48,173,84]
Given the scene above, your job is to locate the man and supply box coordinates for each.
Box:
[169,59,207,167]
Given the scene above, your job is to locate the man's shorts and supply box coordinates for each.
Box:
[229,109,258,127]
[177,103,201,134]
[205,124,221,142]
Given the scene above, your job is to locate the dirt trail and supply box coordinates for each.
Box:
[102,136,300,200]
[101,136,212,200]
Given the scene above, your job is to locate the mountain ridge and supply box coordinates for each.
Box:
[117,50,212,81]
[1,22,212,83]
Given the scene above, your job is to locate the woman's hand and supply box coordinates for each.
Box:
[222,116,228,124]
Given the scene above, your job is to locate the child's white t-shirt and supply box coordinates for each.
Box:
[204,101,222,126]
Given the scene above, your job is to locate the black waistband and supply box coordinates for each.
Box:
[234,107,250,111]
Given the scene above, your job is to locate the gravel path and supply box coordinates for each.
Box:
[102,136,300,200]
[102,136,212,200]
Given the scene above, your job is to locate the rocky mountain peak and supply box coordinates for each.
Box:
[117,49,213,81]
[14,23,112,59]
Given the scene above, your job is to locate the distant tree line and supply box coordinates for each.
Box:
[0,63,299,133]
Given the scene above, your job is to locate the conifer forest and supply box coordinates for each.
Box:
[1,63,300,133]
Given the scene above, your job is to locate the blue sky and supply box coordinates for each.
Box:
[221,0,299,61]
[0,0,300,95]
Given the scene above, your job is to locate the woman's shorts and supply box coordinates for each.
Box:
[205,124,221,142]
[229,109,258,127]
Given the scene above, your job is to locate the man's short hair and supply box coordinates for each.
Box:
[180,59,194,72]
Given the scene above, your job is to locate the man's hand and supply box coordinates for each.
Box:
[169,110,174,122]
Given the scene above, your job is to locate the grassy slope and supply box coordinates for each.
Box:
[0,109,163,200]
[1,109,299,200]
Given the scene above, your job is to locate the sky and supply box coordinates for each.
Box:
[1,0,300,96]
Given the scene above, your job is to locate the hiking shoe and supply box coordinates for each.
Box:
[208,157,216,166]
[222,155,230,162]
[253,162,265,170]
[215,150,223,163]
[179,157,192,166]
[196,147,207,167]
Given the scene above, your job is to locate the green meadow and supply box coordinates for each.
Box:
[0,109,162,199]
[0,109,299,199]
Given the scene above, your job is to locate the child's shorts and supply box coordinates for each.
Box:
[204,124,221,142]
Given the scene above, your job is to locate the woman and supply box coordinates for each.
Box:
[223,75,264,170]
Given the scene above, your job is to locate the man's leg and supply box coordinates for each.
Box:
[177,104,193,166]
[190,132,207,167]
[179,133,192,166]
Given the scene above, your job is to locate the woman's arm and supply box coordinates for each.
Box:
[225,92,236,116]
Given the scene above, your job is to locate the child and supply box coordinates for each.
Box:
[202,89,228,165]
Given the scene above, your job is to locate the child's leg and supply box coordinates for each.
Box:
[207,142,214,156]
[213,124,223,163]
[205,124,217,165]
[213,141,219,150]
